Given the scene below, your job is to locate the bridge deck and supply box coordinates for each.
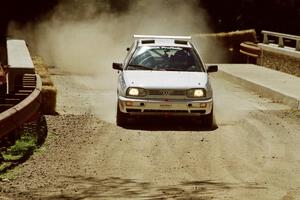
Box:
[218,64,300,109]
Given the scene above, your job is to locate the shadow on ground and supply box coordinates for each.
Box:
[22,176,266,200]
[122,116,218,132]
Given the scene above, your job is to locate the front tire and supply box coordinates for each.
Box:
[202,108,214,129]
[117,104,127,127]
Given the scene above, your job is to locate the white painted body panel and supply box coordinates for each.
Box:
[123,71,208,89]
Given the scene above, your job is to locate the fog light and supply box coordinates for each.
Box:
[200,103,207,108]
[126,101,133,106]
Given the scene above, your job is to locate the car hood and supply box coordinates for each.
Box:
[123,70,208,89]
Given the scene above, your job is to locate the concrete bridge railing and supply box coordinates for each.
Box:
[6,39,35,94]
[262,30,300,51]
[258,30,300,77]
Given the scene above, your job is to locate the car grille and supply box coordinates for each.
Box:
[144,110,189,113]
[126,109,189,113]
[147,89,186,96]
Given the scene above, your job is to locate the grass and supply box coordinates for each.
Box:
[0,163,11,172]
[0,132,38,176]
[33,132,56,155]
[3,133,37,158]
[0,116,48,179]
[0,166,22,180]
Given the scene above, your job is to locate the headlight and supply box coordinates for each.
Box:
[187,88,206,98]
[126,87,147,97]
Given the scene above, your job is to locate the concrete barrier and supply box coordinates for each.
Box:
[258,31,300,77]
[6,39,35,94]
[262,30,300,51]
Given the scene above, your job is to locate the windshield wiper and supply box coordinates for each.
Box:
[128,64,153,70]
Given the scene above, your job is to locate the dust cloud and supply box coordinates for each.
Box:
[8,0,216,119]
[8,0,212,78]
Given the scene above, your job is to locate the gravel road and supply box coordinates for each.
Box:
[0,70,299,200]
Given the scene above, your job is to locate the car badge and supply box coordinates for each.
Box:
[162,90,169,96]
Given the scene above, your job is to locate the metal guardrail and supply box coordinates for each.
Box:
[262,30,300,51]
[240,42,262,58]
[0,74,42,138]
[239,42,262,64]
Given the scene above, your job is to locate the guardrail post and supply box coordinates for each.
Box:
[263,34,269,44]
[278,37,284,48]
[296,40,300,51]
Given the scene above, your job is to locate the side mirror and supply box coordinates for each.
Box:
[112,62,123,71]
[207,65,218,73]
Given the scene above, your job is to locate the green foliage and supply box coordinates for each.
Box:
[0,165,22,180]
[0,116,47,175]
[0,132,38,171]
[5,134,37,157]
[0,132,37,175]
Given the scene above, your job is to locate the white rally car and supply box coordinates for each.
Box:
[112,35,218,127]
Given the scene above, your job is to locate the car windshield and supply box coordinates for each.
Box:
[127,46,205,72]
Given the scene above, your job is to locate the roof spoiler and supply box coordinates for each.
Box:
[134,35,191,40]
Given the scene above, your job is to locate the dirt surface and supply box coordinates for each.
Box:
[0,71,300,200]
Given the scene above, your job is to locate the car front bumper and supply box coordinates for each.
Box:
[118,96,213,116]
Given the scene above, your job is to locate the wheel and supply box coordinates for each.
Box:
[116,104,128,127]
[201,108,214,129]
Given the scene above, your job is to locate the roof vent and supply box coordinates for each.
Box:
[141,40,155,44]
[175,40,188,45]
